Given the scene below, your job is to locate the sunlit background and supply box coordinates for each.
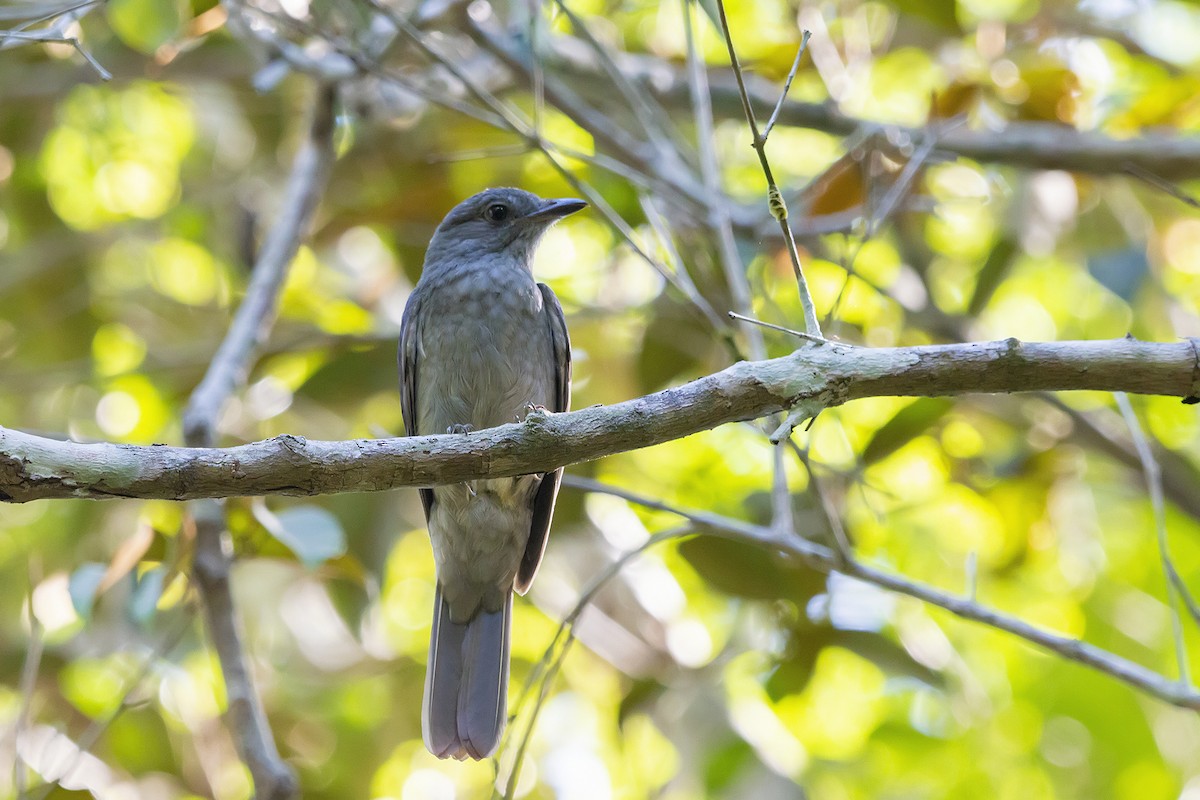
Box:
[3,0,1200,797]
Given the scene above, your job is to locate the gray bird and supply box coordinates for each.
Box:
[399,187,584,760]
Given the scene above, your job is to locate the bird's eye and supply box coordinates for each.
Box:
[485,203,510,222]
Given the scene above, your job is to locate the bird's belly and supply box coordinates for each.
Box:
[413,273,556,619]
[430,475,540,619]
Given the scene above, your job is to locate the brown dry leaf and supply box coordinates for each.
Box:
[805,152,868,216]
[932,81,982,119]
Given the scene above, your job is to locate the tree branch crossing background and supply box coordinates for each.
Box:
[3,0,1200,798]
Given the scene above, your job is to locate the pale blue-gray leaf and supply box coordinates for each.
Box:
[129,566,165,624]
[68,562,108,620]
[270,506,347,569]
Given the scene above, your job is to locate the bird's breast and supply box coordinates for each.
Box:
[415,266,555,435]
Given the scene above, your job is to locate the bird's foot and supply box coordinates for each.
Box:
[446,423,475,435]
[521,403,550,422]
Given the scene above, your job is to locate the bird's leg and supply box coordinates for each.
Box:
[445,423,478,495]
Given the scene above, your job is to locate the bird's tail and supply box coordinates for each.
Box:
[422,586,511,760]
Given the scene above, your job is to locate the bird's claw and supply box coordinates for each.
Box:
[521,403,550,421]
[447,423,474,435]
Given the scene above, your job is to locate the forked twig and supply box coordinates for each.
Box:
[712,1,821,337]
[0,0,112,81]
[563,475,1200,711]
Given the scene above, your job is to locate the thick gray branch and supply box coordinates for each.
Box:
[2,338,1196,503]
[178,82,337,800]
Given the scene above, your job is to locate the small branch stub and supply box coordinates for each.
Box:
[769,401,821,444]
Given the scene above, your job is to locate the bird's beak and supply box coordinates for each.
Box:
[521,198,588,224]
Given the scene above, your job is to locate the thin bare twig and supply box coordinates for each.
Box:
[562,475,792,552]
[0,0,111,79]
[227,0,508,127]
[1116,393,1199,684]
[0,29,111,80]
[965,551,978,602]
[769,447,795,540]
[638,194,709,305]
[426,144,531,163]
[2,0,98,30]
[728,310,828,344]
[242,0,725,333]
[1046,395,1200,524]
[680,0,757,355]
[504,629,571,798]
[805,458,854,566]
[711,1,821,336]
[349,0,727,332]
[435,14,726,329]
[844,558,1200,709]
[563,475,1200,711]
[30,613,193,800]
[551,0,687,154]
[234,6,1200,183]
[527,0,545,134]
[681,0,799,534]
[823,131,940,328]
[864,132,938,238]
[503,524,693,798]
[0,0,94,23]
[539,147,727,331]
[537,37,1200,178]
[762,31,811,140]
[634,194,734,335]
[16,562,44,798]
[460,10,711,211]
[1123,162,1200,209]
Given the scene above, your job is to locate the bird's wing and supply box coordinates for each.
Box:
[540,282,572,415]
[399,289,434,520]
[516,283,571,594]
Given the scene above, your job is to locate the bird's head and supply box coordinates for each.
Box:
[425,187,587,266]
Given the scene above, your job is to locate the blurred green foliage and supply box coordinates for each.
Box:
[3,0,1200,798]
